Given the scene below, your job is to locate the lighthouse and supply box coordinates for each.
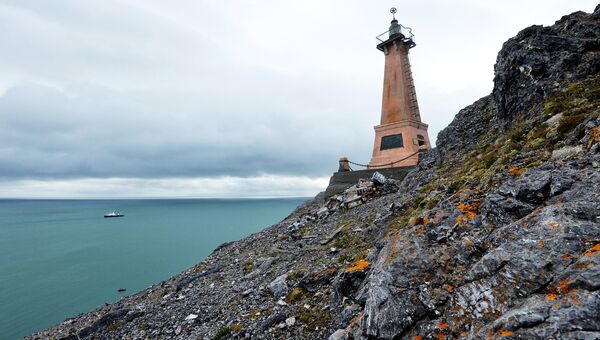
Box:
[368,8,430,168]
[325,9,429,197]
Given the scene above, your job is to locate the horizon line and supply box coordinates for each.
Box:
[0,195,313,200]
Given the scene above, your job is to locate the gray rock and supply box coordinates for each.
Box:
[259,312,287,332]
[268,274,289,298]
[328,329,350,340]
[499,170,552,204]
[285,316,295,327]
[337,304,361,329]
[257,257,275,271]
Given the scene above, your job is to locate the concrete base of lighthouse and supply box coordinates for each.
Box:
[369,120,430,168]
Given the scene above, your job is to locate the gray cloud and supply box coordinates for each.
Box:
[0,0,597,195]
[0,80,372,179]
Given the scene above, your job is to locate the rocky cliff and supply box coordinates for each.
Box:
[30,5,600,340]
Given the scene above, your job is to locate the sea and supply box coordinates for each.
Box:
[0,198,307,339]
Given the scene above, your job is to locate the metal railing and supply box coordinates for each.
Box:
[376,24,415,46]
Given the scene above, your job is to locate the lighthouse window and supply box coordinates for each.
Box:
[380,134,404,150]
[417,134,426,146]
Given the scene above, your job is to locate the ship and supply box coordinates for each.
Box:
[103,211,125,218]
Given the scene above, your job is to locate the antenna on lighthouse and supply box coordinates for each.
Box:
[390,7,397,20]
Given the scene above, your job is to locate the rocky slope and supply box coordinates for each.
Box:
[30,5,600,340]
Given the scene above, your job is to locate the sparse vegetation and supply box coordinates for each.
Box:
[107,322,122,332]
[286,286,307,303]
[298,308,330,329]
[213,326,231,340]
[286,269,304,281]
[242,261,254,274]
[557,113,586,135]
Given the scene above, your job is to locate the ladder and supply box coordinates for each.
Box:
[402,53,421,121]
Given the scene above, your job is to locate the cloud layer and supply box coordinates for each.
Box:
[0,0,597,196]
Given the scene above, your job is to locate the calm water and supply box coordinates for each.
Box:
[0,198,305,339]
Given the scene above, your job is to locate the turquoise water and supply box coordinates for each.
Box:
[0,198,305,339]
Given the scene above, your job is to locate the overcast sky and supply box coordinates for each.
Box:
[0,0,597,198]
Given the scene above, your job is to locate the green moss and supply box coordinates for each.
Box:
[585,87,600,101]
[389,206,421,234]
[337,251,354,264]
[544,73,600,120]
[230,323,242,333]
[424,194,443,210]
[447,179,466,194]
[242,261,254,274]
[481,151,498,169]
[286,286,307,303]
[528,123,549,140]
[107,322,122,332]
[298,308,330,329]
[248,309,263,319]
[411,194,427,209]
[331,224,372,265]
[286,269,304,281]
[544,98,568,116]
[508,125,527,143]
[530,137,547,149]
[331,231,361,249]
[525,160,544,169]
[557,113,586,135]
[213,326,231,340]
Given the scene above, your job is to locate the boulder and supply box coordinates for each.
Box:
[268,274,289,298]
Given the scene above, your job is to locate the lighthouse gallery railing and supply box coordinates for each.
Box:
[375,24,415,46]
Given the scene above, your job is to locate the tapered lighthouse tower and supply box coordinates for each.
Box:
[368,8,430,168]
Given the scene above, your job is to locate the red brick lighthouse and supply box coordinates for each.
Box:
[368,8,430,168]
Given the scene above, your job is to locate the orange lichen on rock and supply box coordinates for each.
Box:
[414,336,423,340]
[385,246,399,265]
[384,233,402,265]
[546,276,576,301]
[583,243,600,257]
[562,254,573,259]
[538,241,545,248]
[437,321,449,329]
[569,296,580,305]
[545,220,562,231]
[385,232,401,244]
[456,201,480,225]
[507,167,524,177]
[557,277,574,294]
[465,238,475,251]
[447,284,455,292]
[346,260,369,272]
[499,330,513,336]
[415,228,426,235]
[413,216,430,226]
[575,260,593,270]
[436,332,446,340]
[349,311,364,328]
[588,126,600,148]
[432,210,446,223]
